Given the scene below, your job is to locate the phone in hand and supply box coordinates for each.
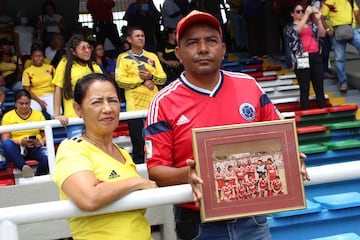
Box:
[29,135,36,140]
[311,0,320,9]
[138,64,146,71]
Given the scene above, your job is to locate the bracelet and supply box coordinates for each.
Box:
[326,28,330,32]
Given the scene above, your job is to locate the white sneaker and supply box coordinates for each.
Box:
[22,165,34,178]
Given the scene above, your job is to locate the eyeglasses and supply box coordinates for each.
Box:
[295,9,305,14]
[95,47,104,51]
[77,45,93,52]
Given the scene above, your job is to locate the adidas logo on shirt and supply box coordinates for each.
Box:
[176,115,190,126]
[109,170,120,179]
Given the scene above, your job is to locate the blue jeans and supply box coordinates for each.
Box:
[332,28,360,86]
[174,206,271,240]
[3,139,49,176]
[1,81,23,95]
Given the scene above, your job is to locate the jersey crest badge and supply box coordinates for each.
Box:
[239,103,256,121]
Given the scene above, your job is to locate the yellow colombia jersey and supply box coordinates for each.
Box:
[52,138,152,240]
[322,0,360,27]
[115,50,166,111]
[22,63,55,97]
[52,59,103,117]
[1,109,45,141]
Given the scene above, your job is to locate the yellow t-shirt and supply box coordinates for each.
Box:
[52,59,103,117]
[322,0,359,27]
[115,50,166,111]
[0,55,22,77]
[22,63,55,97]
[1,109,45,140]
[53,138,152,240]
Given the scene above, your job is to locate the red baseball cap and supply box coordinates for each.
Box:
[176,10,222,43]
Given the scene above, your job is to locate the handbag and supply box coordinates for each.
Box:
[296,52,310,69]
[334,24,353,41]
[334,0,354,41]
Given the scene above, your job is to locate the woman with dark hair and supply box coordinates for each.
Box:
[53,73,156,239]
[1,89,48,178]
[52,34,102,137]
[91,41,116,77]
[22,43,56,118]
[287,2,327,110]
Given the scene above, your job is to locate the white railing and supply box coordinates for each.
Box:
[1,161,360,240]
[1,110,360,239]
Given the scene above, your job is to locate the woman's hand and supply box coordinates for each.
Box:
[137,177,158,190]
[186,159,204,207]
[19,138,41,148]
[39,99,48,111]
[55,115,69,126]
[300,152,310,181]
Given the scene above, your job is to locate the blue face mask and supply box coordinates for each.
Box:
[140,3,149,12]
[20,17,28,25]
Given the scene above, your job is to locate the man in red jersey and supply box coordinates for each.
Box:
[144,10,310,240]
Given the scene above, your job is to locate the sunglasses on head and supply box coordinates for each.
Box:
[295,9,305,14]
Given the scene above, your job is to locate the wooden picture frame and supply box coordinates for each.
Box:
[192,119,306,222]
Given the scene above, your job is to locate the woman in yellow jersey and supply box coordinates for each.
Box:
[53,73,157,239]
[52,34,102,137]
[1,89,48,178]
[22,43,56,119]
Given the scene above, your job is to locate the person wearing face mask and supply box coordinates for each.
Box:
[124,0,161,53]
[52,34,103,138]
[14,10,35,63]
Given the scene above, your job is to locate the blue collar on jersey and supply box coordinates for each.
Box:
[179,70,224,97]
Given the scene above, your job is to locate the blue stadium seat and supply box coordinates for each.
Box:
[311,233,360,240]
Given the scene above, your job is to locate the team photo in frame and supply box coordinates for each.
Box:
[192,119,306,222]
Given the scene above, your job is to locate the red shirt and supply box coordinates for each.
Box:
[144,71,281,209]
[87,0,115,22]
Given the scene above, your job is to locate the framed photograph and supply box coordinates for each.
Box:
[192,119,306,222]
